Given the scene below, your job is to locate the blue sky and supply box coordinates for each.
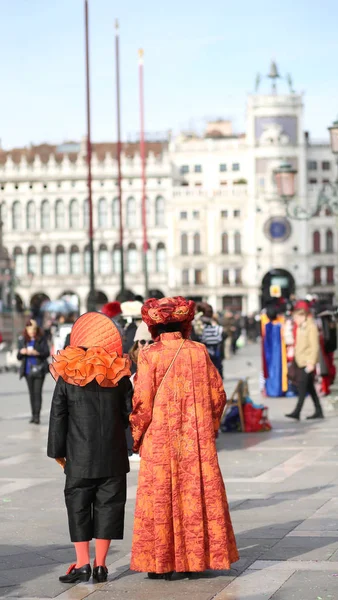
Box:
[1,0,338,148]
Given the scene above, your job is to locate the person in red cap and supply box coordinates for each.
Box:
[286,303,323,420]
[130,296,239,579]
[47,312,132,584]
[101,301,122,320]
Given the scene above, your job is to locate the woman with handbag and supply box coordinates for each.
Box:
[130,296,239,579]
[17,319,50,424]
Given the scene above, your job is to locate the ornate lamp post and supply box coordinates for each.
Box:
[274,117,338,304]
[328,119,338,305]
[274,162,297,201]
[328,120,338,156]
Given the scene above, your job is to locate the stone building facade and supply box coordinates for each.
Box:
[0,64,336,314]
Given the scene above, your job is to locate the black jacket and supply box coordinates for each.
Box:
[17,336,50,379]
[47,376,132,478]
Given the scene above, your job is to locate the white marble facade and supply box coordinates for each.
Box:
[1,69,337,314]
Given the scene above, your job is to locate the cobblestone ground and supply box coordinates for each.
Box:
[1,343,338,599]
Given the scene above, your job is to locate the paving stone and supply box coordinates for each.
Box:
[270,569,338,599]
[1,346,338,599]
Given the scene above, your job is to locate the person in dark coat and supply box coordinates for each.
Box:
[17,319,50,424]
[47,312,132,584]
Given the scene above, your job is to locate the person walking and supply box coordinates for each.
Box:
[126,321,154,462]
[221,310,235,359]
[47,312,132,584]
[17,319,50,424]
[199,304,224,377]
[130,296,239,579]
[286,304,323,420]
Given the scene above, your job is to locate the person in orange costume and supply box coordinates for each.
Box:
[47,312,132,585]
[130,296,239,579]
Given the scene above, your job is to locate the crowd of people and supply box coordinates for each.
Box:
[261,296,337,420]
[14,291,337,584]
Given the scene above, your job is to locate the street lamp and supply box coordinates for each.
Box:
[274,161,338,221]
[328,118,338,307]
[274,162,297,201]
[328,120,338,156]
[274,117,338,304]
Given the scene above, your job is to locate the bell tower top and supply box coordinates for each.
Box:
[255,61,295,95]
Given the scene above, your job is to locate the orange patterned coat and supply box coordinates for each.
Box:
[130,332,239,573]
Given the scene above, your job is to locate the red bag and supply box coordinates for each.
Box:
[243,403,272,432]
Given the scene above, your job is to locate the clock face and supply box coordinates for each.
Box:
[264,217,292,243]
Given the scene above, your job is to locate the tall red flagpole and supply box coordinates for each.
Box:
[85,0,96,311]
[115,20,125,296]
[139,49,149,298]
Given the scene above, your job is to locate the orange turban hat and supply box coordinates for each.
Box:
[142,296,195,339]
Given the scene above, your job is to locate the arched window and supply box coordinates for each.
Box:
[98,198,108,228]
[181,233,188,255]
[313,267,321,285]
[234,231,241,254]
[126,197,136,228]
[221,232,228,254]
[12,201,21,231]
[156,242,166,273]
[69,199,80,229]
[55,199,65,229]
[145,242,152,273]
[0,202,7,227]
[84,244,90,274]
[193,232,201,255]
[13,247,24,276]
[27,246,38,275]
[41,246,53,275]
[56,245,67,275]
[113,243,121,273]
[84,199,89,229]
[70,245,81,275]
[313,230,321,253]
[26,201,36,230]
[327,266,334,284]
[41,200,50,229]
[326,229,333,253]
[127,243,138,273]
[155,196,165,226]
[112,198,120,228]
[98,243,110,274]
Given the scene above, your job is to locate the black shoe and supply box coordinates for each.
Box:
[33,416,40,424]
[306,413,324,420]
[93,566,108,583]
[59,563,91,584]
[29,417,34,424]
[148,572,173,580]
[285,412,300,421]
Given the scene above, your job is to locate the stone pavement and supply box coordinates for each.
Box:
[1,344,338,599]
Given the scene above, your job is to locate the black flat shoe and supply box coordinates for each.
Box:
[285,412,300,421]
[306,413,324,420]
[148,571,173,580]
[93,566,108,583]
[59,563,91,584]
[33,417,40,424]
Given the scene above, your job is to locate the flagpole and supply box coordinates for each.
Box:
[139,49,149,298]
[85,0,96,311]
[115,20,125,296]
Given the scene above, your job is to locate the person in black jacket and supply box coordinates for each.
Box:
[47,312,132,585]
[17,319,50,424]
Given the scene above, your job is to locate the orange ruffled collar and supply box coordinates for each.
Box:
[50,346,131,388]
